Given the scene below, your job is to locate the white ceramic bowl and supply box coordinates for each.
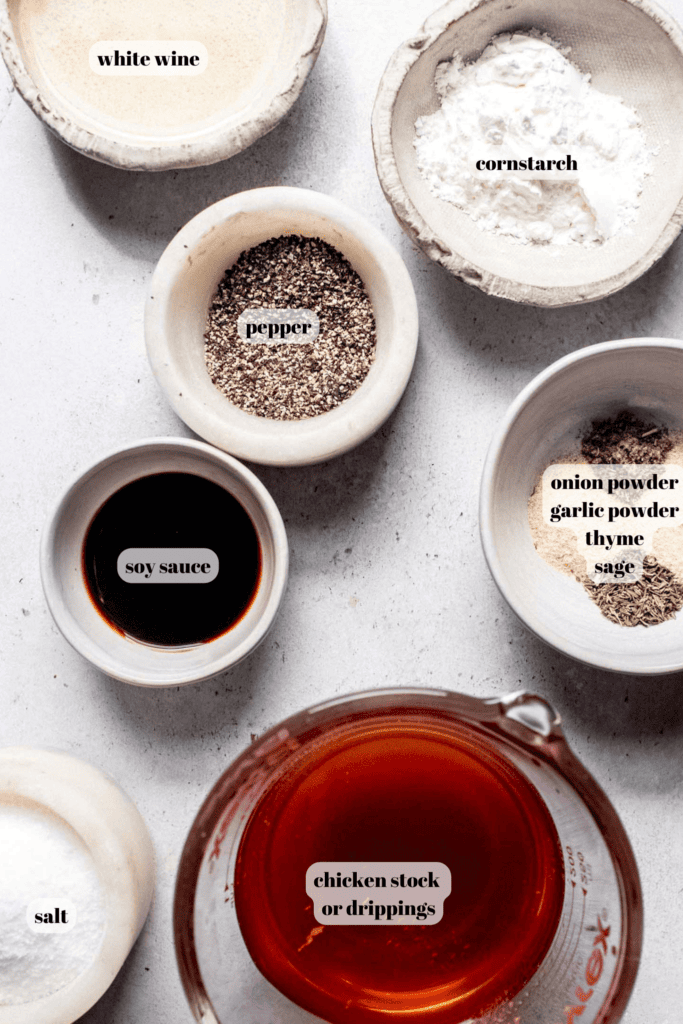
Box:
[373,0,683,306]
[480,338,683,674]
[0,0,326,169]
[145,187,419,466]
[0,746,155,1024]
[40,438,288,686]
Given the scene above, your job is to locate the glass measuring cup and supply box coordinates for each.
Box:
[174,688,642,1024]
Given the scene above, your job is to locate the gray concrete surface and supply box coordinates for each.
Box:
[1,1,681,1021]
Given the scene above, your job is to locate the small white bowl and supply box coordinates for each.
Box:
[40,438,288,686]
[144,187,419,466]
[0,746,155,1024]
[373,0,683,306]
[0,0,326,170]
[480,338,683,674]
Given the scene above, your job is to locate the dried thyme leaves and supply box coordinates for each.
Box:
[580,412,682,627]
[583,555,683,627]
[204,235,376,420]
[581,410,673,464]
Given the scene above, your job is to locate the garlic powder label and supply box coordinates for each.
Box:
[542,464,683,583]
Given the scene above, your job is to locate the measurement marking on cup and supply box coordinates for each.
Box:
[543,878,577,981]
[566,885,588,976]
[545,876,587,987]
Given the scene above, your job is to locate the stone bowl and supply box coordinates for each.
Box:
[0,0,326,169]
[145,187,419,466]
[372,0,683,306]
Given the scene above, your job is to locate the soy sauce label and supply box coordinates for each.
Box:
[117,548,219,583]
[305,862,452,925]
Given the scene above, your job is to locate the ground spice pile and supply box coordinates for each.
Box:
[583,554,683,627]
[204,235,376,420]
[580,412,683,626]
[581,410,673,464]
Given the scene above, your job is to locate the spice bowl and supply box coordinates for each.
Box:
[480,338,683,673]
[0,0,326,169]
[372,0,683,306]
[0,746,155,1024]
[40,438,288,686]
[145,187,419,466]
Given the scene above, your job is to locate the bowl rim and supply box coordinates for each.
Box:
[144,186,419,467]
[39,436,289,686]
[371,0,683,307]
[0,0,326,170]
[479,336,683,673]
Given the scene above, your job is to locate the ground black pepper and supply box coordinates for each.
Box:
[583,554,683,627]
[204,235,376,420]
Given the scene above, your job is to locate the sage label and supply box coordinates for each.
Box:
[542,464,683,583]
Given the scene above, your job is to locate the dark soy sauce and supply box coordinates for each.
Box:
[82,472,261,646]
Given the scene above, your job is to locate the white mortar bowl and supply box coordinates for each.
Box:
[373,0,683,307]
[40,438,288,686]
[480,339,683,674]
[0,0,326,170]
[145,187,419,466]
[0,746,155,1024]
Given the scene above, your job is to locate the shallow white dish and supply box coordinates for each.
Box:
[480,338,683,674]
[373,0,683,306]
[0,746,155,1024]
[0,0,326,169]
[40,438,288,686]
[145,187,419,467]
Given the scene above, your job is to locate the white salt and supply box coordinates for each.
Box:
[0,802,105,1005]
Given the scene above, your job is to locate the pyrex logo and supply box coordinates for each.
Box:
[562,915,611,1022]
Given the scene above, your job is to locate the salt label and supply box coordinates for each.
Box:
[27,898,78,933]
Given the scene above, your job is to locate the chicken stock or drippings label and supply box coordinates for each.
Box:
[306,862,452,925]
